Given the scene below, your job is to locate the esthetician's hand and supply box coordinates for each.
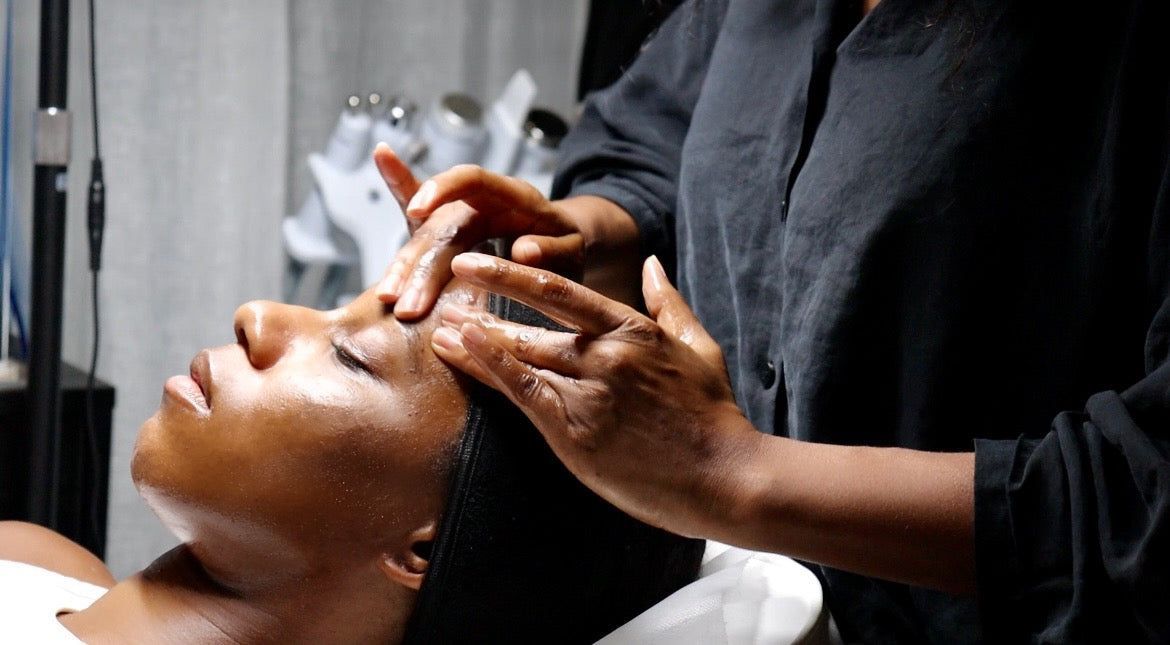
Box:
[372,148,640,320]
[429,252,763,539]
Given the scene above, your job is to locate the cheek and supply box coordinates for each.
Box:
[202,368,414,524]
[134,359,455,553]
[135,365,372,520]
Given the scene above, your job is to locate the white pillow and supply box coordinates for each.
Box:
[597,542,830,645]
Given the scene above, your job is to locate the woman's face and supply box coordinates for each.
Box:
[131,283,484,576]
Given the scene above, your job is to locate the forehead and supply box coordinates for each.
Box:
[339,280,486,323]
[338,290,418,341]
[333,281,488,364]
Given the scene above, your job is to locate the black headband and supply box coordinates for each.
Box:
[402,294,703,644]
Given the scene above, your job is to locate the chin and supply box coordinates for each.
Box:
[129,413,166,491]
[130,416,201,544]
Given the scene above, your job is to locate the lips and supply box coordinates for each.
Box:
[163,350,212,413]
[189,350,212,409]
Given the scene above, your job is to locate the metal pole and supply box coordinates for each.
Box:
[27,0,70,527]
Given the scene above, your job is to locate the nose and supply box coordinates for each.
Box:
[234,300,302,370]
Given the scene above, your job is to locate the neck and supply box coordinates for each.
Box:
[59,546,410,644]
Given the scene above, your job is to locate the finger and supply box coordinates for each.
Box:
[373,143,424,238]
[406,164,546,224]
[373,143,421,211]
[393,242,462,320]
[375,258,409,302]
[456,322,569,431]
[450,253,635,336]
[512,233,585,280]
[377,201,478,308]
[375,233,427,302]
[430,327,496,386]
[642,255,724,365]
[438,303,583,376]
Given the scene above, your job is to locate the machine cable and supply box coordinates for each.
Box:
[84,0,106,544]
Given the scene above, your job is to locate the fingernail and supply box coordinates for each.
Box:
[513,239,541,262]
[440,303,472,326]
[407,180,436,213]
[647,255,666,289]
[376,268,402,299]
[398,288,421,314]
[431,327,463,352]
[451,252,493,275]
[460,322,488,346]
[374,141,390,154]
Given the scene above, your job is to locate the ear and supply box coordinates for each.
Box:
[378,523,437,591]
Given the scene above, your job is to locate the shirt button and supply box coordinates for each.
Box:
[761,359,777,389]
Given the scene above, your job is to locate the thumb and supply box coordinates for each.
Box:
[512,233,585,281]
[642,256,725,368]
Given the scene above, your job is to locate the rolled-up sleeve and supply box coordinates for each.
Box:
[975,140,1170,641]
[551,0,727,258]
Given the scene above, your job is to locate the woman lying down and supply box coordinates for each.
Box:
[0,278,702,643]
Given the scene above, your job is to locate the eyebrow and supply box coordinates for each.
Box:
[381,302,427,369]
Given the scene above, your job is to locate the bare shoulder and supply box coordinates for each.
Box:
[0,521,116,588]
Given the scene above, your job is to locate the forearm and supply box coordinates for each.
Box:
[715,425,976,595]
[555,195,644,307]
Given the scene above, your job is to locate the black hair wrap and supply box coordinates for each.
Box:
[402,294,704,644]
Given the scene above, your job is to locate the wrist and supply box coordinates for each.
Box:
[693,409,774,542]
[710,426,804,553]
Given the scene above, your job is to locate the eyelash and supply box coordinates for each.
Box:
[333,341,373,376]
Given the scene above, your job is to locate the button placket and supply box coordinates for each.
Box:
[761,359,778,389]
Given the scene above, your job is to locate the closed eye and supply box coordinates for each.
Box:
[333,340,375,377]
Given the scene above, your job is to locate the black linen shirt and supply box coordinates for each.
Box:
[552,0,1170,642]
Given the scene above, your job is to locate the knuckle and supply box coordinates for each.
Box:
[510,174,540,198]
[486,258,510,281]
[621,318,665,344]
[535,272,572,303]
[386,259,407,276]
[514,369,545,403]
[452,164,486,190]
[592,343,629,372]
[414,246,444,272]
[430,223,460,246]
[564,389,614,452]
[513,328,545,357]
[567,426,600,453]
[554,344,578,365]
[413,227,436,246]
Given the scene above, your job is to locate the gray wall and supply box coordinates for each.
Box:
[62,0,292,576]
[5,0,585,577]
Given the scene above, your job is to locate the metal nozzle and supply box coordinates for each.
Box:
[345,94,363,112]
[386,95,418,128]
[523,108,569,149]
[438,93,484,130]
